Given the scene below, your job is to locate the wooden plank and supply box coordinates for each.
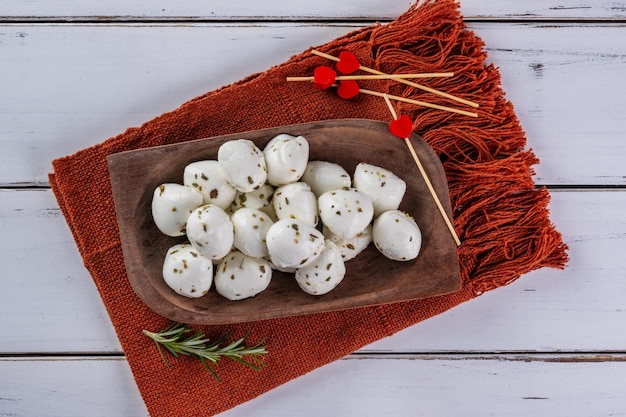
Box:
[1,23,625,186]
[0,357,148,417]
[470,23,626,185]
[1,188,625,354]
[460,2,626,20]
[0,189,122,353]
[1,0,625,20]
[1,354,625,417]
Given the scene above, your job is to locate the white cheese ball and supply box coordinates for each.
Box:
[162,243,213,298]
[302,160,352,197]
[263,134,309,186]
[230,184,276,220]
[323,224,372,262]
[373,210,422,261]
[214,251,272,300]
[353,162,407,217]
[231,208,274,258]
[183,160,237,210]
[295,240,346,295]
[186,204,234,261]
[152,183,203,237]
[273,182,319,227]
[217,139,267,192]
[266,219,325,269]
[318,188,374,239]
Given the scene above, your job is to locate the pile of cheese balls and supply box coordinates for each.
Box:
[151,134,422,301]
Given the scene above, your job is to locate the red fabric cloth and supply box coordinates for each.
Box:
[49,1,567,415]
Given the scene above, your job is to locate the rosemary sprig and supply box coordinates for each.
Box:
[142,322,268,381]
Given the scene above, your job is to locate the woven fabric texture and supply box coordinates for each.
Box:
[49,1,568,415]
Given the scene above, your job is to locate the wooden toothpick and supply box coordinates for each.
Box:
[383,94,462,247]
[311,49,479,109]
[287,72,454,82]
[348,86,478,118]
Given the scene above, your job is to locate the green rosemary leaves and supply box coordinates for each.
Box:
[143,322,267,380]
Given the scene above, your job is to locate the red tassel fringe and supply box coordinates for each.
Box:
[367,0,569,293]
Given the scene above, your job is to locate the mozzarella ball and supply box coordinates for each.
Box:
[152,183,203,237]
[214,251,272,300]
[353,162,406,217]
[318,188,374,239]
[302,160,351,197]
[273,182,319,227]
[263,134,309,186]
[186,205,234,260]
[231,208,274,258]
[373,210,422,261]
[230,184,276,220]
[295,240,346,295]
[183,160,237,210]
[323,224,372,261]
[162,243,213,298]
[266,219,325,269]
[217,139,267,192]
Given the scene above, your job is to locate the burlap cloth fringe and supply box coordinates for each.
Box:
[49,1,568,415]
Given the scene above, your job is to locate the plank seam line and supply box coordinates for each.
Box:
[4,185,626,191]
[1,17,625,25]
[3,351,626,360]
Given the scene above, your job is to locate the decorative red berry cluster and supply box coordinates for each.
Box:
[312,51,361,99]
[308,50,414,137]
[288,49,478,140]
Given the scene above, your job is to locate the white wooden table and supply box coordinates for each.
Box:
[2,1,626,415]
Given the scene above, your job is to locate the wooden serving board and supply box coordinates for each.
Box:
[107,119,461,324]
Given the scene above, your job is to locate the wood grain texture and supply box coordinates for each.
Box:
[0,357,148,416]
[108,120,459,324]
[2,0,625,20]
[0,189,121,354]
[1,23,625,186]
[470,23,626,185]
[2,354,625,417]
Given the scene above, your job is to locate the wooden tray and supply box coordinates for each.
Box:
[107,119,461,324]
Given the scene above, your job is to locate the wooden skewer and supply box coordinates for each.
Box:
[311,49,479,109]
[287,72,454,82]
[353,86,478,118]
[383,94,462,247]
